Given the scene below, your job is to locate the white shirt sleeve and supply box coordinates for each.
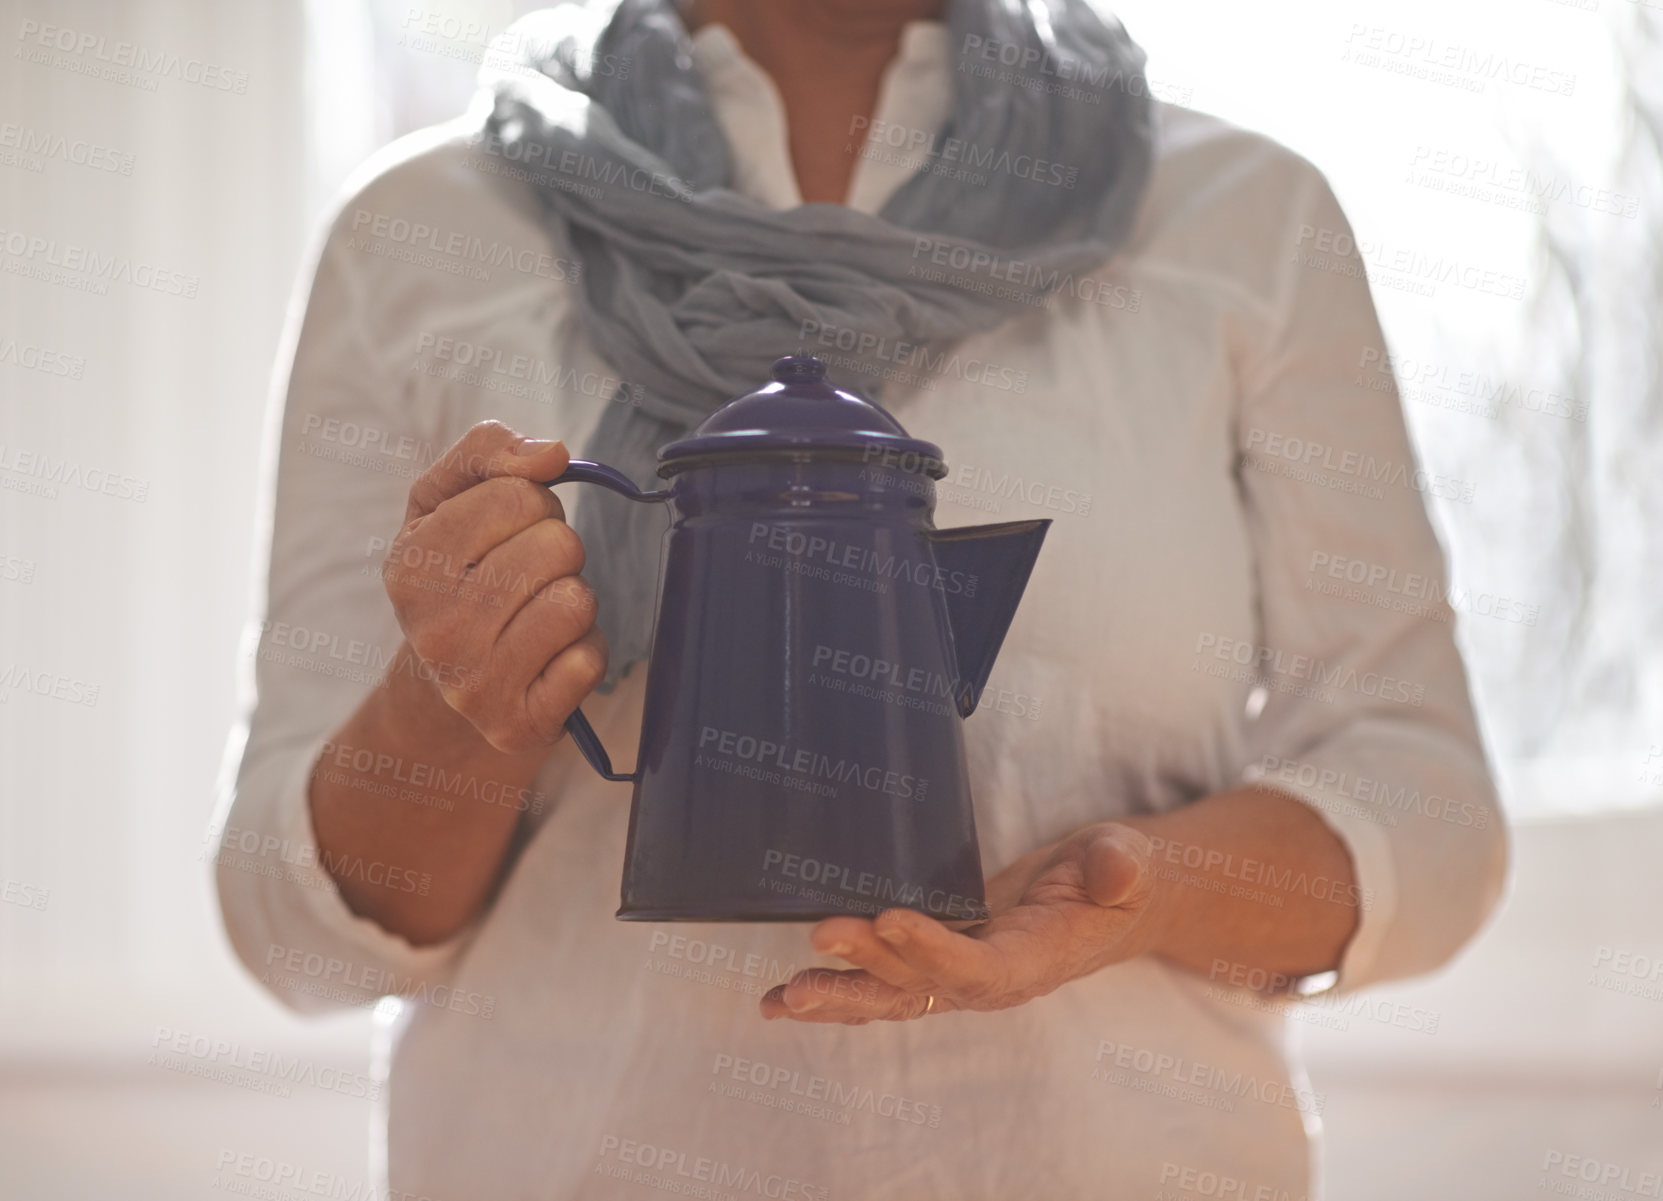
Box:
[209,146,471,1014]
[1232,162,1510,994]
[208,116,614,1014]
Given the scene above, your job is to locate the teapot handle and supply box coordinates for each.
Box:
[542,460,671,784]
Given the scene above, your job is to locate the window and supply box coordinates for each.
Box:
[1110,0,1661,817]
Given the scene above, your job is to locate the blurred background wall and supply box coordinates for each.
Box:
[1,0,1658,1197]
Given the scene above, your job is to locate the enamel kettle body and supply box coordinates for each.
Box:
[552,356,1049,922]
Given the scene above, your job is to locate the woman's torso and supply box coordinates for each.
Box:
[337,31,1323,1197]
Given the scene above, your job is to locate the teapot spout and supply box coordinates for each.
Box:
[926,519,1051,718]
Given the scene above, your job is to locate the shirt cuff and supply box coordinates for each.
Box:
[1240,765,1400,996]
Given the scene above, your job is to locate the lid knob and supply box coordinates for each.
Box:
[772,354,827,383]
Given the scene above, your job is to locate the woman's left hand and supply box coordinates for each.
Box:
[760,823,1163,1023]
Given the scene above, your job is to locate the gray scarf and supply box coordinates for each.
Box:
[475,0,1153,686]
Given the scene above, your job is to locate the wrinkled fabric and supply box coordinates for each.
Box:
[214,33,1510,1193]
[475,0,1154,682]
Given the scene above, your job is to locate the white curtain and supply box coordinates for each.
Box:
[1,0,346,1047]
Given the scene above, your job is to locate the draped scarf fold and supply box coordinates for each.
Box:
[473,0,1153,684]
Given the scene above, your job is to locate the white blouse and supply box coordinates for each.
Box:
[212,19,1507,1200]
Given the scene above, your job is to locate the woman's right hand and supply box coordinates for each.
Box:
[382,420,608,755]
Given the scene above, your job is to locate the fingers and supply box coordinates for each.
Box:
[763,827,1164,1027]
[427,537,602,753]
[809,918,938,994]
[519,626,610,752]
[388,487,588,666]
[1080,825,1155,909]
[444,598,606,755]
[761,909,1008,1023]
[400,474,571,580]
[403,420,570,522]
[468,516,589,631]
[760,970,944,1023]
[870,908,1013,1004]
[379,419,600,754]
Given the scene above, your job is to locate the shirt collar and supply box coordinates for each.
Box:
[688,19,951,214]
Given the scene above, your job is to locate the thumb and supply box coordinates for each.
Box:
[405,420,571,521]
[1082,825,1154,909]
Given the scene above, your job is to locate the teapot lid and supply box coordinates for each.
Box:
[656,356,947,479]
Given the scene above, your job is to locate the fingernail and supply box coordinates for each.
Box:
[509,437,560,457]
[876,927,907,946]
[826,942,852,958]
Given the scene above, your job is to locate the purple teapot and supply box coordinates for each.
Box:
[548,355,1049,922]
